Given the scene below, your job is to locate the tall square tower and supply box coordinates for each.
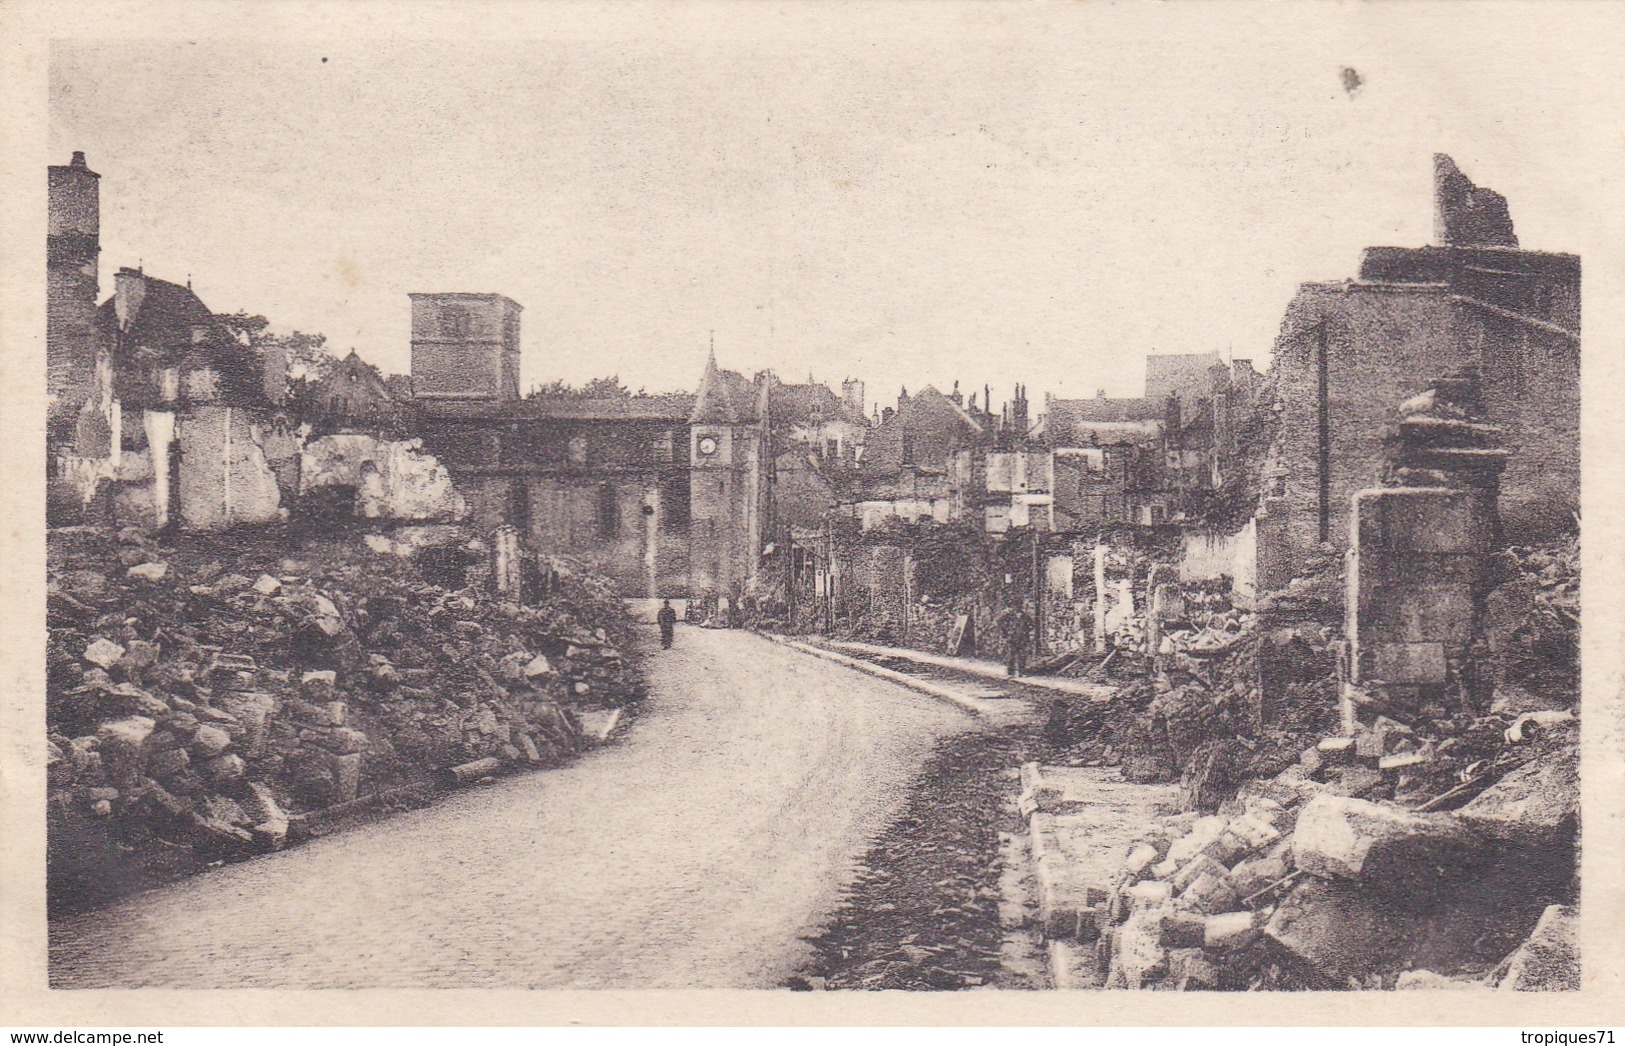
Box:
[409,293,523,403]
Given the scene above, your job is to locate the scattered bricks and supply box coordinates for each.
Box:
[330,752,363,802]
[1455,746,1578,847]
[127,561,169,581]
[203,753,246,781]
[1203,910,1261,950]
[252,574,282,595]
[189,724,233,759]
[523,654,552,679]
[574,682,591,696]
[1158,910,1207,949]
[1293,794,1480,885]
[1299,746,1323,775]
[301,669,338,687]
[1171,853,1228,895]
[1179,870,1240,915]
[1497,904,1578,992]
[84,638,126,669]
[1165,948,1220,991]
[327,701,347,728]
[1124,842,1159,878]
[517,733,542,764]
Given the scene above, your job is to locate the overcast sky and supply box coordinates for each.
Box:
[47,4,1610,409]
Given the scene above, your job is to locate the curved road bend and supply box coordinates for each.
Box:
[50,627,977,989]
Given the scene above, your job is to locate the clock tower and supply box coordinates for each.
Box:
[687,349,766,606]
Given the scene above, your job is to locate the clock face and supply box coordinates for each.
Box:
[698,436,718,456]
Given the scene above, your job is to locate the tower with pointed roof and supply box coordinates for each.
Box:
[687,348,769,605]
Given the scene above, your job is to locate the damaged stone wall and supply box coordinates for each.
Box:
[301,434,466,523]
[177,406,283,530]
[1258,157,1578,587]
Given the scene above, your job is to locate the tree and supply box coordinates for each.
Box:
[526,375,653,400]
[218,310,336,383]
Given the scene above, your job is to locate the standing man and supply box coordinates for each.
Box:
[657,599,678,649]
[998,600,1034,678]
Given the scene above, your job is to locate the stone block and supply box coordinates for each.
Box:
[1113,909,1169,989]
[1360,583,1475,645]
[1396,969,1486,990]
[1455,747,1578,847]
[1123,880,1173,909]
[97,716,156,784]
[1157,910,1207,948]
[1498,905,1578,992]
[145,746,190,779]
[1165,815,1228,867]
[1356,641,1447,685]
[189,723,233,759]
[84,638,126,669]
[1180,870,1240,915]
[1165,947,1220,990]
[1203,910,1261,950]
[127,561,169,581]
[203,753,246,780]
[1265,877,1413,985]
[1230,839,1293,901]
[1293,794,1479,885]
[1124,842,1159,878]
[330,752,363,803]
[1171,853,1228,895]
[1354,488,1487,556]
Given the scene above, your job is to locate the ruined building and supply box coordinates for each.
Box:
[1261,155,1579,584]
[48,152,101,432]
[46,152,289,530]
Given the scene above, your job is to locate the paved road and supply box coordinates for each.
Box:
[49,627,976,988]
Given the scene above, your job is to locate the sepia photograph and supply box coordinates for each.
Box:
[5,0,1623,1028]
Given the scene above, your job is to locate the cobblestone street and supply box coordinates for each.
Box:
[49,627,976,988]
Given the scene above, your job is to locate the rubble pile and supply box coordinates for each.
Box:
[46,524,643,909]
[1082,705,1577,991]
[1487,537,1579,712]
[1090,568,1340,800]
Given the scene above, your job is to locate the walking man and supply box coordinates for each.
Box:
[998,600,1034,678]
[657,599,678,649]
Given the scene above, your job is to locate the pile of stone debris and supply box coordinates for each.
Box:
[45,524,643,908]
[1075,702,1577,991]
